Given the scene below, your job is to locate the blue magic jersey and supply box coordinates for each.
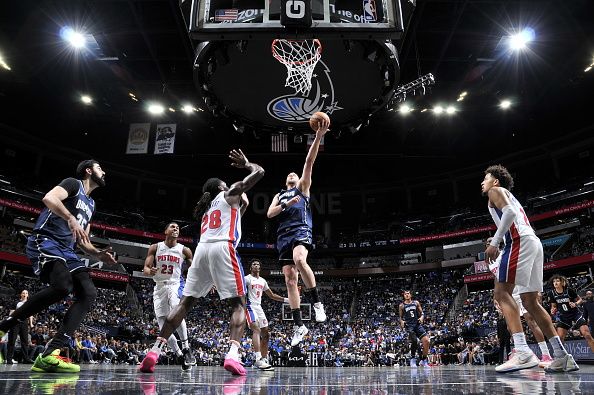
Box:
[277,187,312,234]
[32,178,95,250]
[403,301,420,324]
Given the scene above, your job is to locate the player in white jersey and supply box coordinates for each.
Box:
[143,222,194,371]
[482,165,576,373]
[245,259,289,371]
[140,149,265,376]
[486,236,552,368]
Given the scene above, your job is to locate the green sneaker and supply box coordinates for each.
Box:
[30,373,79,394]
[31,349,80,373]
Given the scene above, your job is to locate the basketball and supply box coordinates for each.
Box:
[309,112,331,131]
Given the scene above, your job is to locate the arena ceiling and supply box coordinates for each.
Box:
[0,0,593,185]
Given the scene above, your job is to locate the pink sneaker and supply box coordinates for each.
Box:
[224,358,247,376]
[539,354,554,368]
[139,351,159,373]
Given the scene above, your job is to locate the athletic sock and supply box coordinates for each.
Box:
[309,287,320,304]
[292,308,303,326]
[42,333,71,357]
[227,340,240,360]
[255,351,262,361]
[181,339,190,350]
[549,336,568,358]
[538,341,551,358]
[150,337,168,355]
[511,332,531,354]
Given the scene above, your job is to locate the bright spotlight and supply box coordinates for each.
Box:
[499,99,512,109]
[0,54,11,71]
[148,103,164,115]
[399,104,413,114]
[80,95,92,104]
[181,104,194,114]
[509,28,535,51]
[168,107,176,112]
[585,66,592,73]
[459,91,467,97]
[433,106,444,114]
[446,106,456,114]
[60,27,86,49]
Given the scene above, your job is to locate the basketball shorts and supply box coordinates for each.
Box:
[488,235,543,293]
[556,313,587,330]
[277,227,313,262]
[406,323,427,339]
[26,234,87,280]
[153,282,181,317]
[183,241,246,300]
[512,287,528,317]
[245,304,269,328]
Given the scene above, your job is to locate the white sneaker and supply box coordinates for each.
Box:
[313,302,327,322]
[544,353,580,373]
[291,325,309,346]
[495,350,539,373]
[255,357,274,371]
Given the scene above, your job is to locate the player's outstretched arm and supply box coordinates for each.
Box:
[399,303,405,328]
[78,224,117,264]
[227,149,265,197]
[299,122,329,195]
[143,244,158,276]
[265,289,289,304]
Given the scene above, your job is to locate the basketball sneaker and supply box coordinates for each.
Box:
[291,325,309,346]
[419,359,430,367]
[495,349,539,373]
[223,375,247,395]
[139,351,159,373]
[181,348,195,371]
[224,357,246,376]
[544,353,579,373]
[31,349,80,373]
[538,354,554,368]
[313,302,327,322]
[255,357,274,371]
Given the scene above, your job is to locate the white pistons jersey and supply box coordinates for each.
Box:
[245,274,269,306]
[200,191,242,245]
[152,241,185,283]
[488,189,536,243]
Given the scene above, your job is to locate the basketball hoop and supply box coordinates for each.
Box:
[271,39,322,95]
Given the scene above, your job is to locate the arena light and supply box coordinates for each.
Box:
[420,108,428,113]
[181,104,194,114]
[60,27,86,49]
[0,53,11,71]
[433,105,444,114]
[508,28,535,51]
[499,99,512,110]
[80,95,92,105]
[398,104,413,115]
[147,103,164,115]
[446,106,457,115]
[168,107,176,112]
[586,66,592,72]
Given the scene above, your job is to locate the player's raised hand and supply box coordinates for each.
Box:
[316,118,330,137]
[97,247,117,265]
[68,216,90,245]
[229,149,249,168]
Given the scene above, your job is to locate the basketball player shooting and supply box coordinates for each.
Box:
[139,149,264,376]
[267,114,330,347]
[143,222,195,371]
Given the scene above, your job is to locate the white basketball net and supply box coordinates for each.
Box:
[272,39,322,95]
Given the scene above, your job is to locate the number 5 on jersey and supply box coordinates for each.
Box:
[201,209,222,234]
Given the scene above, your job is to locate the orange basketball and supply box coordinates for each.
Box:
[309,111,330,131]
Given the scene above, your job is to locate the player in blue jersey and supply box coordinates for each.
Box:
[399,290,430,366]
[0,160,116,373]
[267,120,329,346]
[547,275,594,353]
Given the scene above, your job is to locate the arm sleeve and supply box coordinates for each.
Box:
[58,178,80,197]
[490,205,517,247]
